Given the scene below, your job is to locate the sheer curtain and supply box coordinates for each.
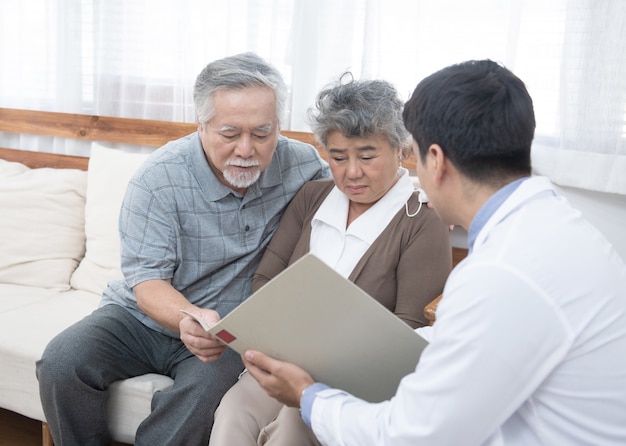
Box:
[1,0,624,194]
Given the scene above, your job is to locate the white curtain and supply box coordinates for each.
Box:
[1,0,624,194]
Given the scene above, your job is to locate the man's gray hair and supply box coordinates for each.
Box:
[193,52,288,127]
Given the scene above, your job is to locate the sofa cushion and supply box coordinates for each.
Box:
[0,160,87,290]
[0,285,100,420]
[70,144,149,295]
[107,374,174,444]
[0,284,173,437]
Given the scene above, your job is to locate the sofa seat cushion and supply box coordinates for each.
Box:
[0,284,173,442]
[0,285,100,420]
[0,160,87,290]
[107,374,174,444]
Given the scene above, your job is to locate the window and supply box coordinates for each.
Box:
[1,0,624,194]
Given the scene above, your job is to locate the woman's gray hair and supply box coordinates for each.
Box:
[306,74,411,157]
[193,52,288,127]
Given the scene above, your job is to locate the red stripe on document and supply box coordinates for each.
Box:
[216,330,236,343]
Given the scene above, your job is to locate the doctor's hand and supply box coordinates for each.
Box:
[179,308,227,363]
[243,350,315,408]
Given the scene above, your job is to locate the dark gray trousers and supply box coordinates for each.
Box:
[36,304,243,446]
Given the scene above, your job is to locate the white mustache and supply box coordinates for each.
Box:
[226,159,260,168]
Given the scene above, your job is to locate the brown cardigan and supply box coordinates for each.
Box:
[252,179,452,328]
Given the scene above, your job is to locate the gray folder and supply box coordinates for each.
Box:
[207,253,428,402]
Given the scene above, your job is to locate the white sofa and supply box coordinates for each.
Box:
[0,145,174,445]
[0,107,347,445]
[0,107,458,445]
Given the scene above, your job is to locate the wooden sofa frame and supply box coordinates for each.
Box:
[0,107,465,445]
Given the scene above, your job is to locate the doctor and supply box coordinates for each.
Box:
[242,59,626,445]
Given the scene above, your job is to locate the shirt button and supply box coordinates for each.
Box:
[245,225,250,231]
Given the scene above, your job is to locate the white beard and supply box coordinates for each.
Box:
[223,159,261,189]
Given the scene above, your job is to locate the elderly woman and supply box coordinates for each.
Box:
[209,76,452,446]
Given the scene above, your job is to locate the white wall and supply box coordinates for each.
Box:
[449,186,626,263]
[556,185,626,262]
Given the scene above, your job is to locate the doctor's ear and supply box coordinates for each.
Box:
[428,143,443,163]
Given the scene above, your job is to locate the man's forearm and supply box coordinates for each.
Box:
[134,279,191,332]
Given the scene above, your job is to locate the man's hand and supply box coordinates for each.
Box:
[243,350,315,407]
[179,308,227,362]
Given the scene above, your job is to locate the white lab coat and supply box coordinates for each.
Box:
[310,176,626,445]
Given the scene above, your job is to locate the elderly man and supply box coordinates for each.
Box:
[37,52,330,445]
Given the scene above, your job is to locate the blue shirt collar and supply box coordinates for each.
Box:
[467,177,529,253]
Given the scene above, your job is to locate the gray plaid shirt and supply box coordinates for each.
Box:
[101,132,330,337]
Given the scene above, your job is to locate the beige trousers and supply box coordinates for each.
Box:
[209,371,321,446]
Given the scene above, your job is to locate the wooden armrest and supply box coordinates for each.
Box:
[42,422,54,446]
[424,293,443,326]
